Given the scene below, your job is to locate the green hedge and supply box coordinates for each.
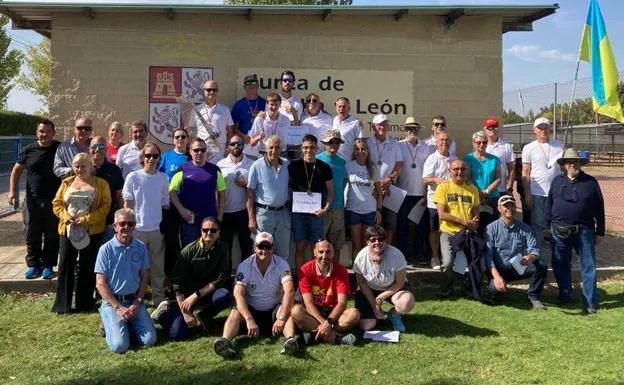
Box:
[0,111,45,136]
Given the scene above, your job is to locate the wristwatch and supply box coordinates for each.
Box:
[327,317,335,326]
[277,315,286,321]
[195,290,202,299]
[136,297,143,304]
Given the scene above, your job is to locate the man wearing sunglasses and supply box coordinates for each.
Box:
[116,120,148,179]
[91,136,124,242]
[231,74,266,141]
[278,70,302,125]
[152,217,233,340]
[54,116,92,179]
[214,232,295,358]
[424,115,456,158]
[301,93,333,142]
[95,208,157,354]
[217,135,254,263]
[192,79,235,157]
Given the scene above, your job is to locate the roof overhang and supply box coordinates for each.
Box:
[0,1,559,39]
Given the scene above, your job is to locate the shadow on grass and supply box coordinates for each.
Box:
[402,314,499,338]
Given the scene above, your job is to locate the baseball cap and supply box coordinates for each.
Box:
[497,195,516,206]
[244,74,258,83]
[533,117,551,128]
[372,114,389,125]
[483,118,499,128]
[321,129,344,144]
[254,231,274,245]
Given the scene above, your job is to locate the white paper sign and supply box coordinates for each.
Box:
[407,199,427,224]
[453,250,468,274]
[510,254,528,275]
[363,330,400,343]
[284,125,309,146]
[292,192,322,213]
[382,185,408,214]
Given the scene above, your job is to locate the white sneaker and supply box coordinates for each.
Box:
[430,256,441,270]
[150,300,169,321]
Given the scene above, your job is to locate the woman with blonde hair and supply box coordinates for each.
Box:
[106,121,125,163]
[52,152,111,314]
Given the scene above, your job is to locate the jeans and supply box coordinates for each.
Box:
[23,196,59,269]
[99,300,157,354]
[255,207,291,264]
[530,195,549,240]
[157,288,232,340]
[439,232,457,288]
[221,210,252,268]
[397,195,427,259]
[488,260,548,300]
[550,225,597,309]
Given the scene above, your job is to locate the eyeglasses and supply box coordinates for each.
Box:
[229,141,244,147]
[367,236,385,243]
[201,228,219,234]
[451,167,466,171]
[204,88,218,93]
[474,141,486,145]
[485,126,498,130]
[306,98,319,104]
[433,122,446,127]
[244,81,258,87]
[257,242,273,250]
[281,78,294,83]
[76,126,93,132]
[118,221,136,228]
[144,153,159,159]
[90,144,106,152]
[174,135,187,140]
[191,148,207,153]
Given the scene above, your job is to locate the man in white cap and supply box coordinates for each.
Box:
[484,195,547,309]
[367,114,403,244]
[214,232,296,357]
[333,97,363,161]
[521,117,564,240]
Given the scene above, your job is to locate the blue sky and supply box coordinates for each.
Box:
[4,0,624,113]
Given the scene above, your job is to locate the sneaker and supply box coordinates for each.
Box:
[583,306,597,315]
[98,321,106,337]
[150,300,170,322]
[529,298,546,310]
[430,256,441,270]
[214,337,237,358]
[386,312,406,332]
[41,267,54,280]
[280,336,299,355]
[336,333,357,346]
[24,267,40,279]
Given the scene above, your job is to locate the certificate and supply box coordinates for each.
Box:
[284,125,309,146]
[407,199,427,224]
[382,185,408,214]
[292,192,322,213]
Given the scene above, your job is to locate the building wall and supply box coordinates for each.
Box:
[50,11,502,155]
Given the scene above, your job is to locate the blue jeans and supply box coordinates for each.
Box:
[488,260,548,301]
[180,220,201,248]
[157,288,232,340]
[99,300,157,354]
[397,195,427,259]
[255,207,291,262]
[550,225,597,309]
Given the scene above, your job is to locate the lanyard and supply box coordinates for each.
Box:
[303,161,317,194]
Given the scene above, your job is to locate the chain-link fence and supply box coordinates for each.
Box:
[0,135,37,218]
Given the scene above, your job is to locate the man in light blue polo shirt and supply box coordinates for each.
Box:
[95,208,157,354]
[246,135,291,263]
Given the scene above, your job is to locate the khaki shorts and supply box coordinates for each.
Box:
[323,208,345,246]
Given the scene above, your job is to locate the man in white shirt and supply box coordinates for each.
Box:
[422,131,456,270]
[116,120,147,179]
[522,117,564,240]
[367,114,403,244]
[333,97,363,161]
[194,80,235,158]
[122,143,170,306]
[247,93,291,159]
[397,117,433,264]
[425,115,457,158]
[217,135,254,263]
[484,118,515,196]
[278,70,302,125]
[301,93,333,144]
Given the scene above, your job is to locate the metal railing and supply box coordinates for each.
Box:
[0,134,37,218]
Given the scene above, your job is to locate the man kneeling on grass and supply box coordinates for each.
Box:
[214,232,296,358]
[95,208,156,354]
[289,239,360,352]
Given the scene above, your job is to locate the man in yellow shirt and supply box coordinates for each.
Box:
[434,159,480,297]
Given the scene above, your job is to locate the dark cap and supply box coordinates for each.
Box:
[244,74,258,83]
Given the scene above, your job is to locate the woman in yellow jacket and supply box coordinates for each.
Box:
[52,153,111,314]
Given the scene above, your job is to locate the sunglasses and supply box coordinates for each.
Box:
[144,153,160,160]
[77,126,93,132]
[191,148,207,153]
[257,242,273,250]
[485,126,498,130]
[204,88,218,93]
[174,135,187,140]
[90,144,106,152]
[367,236,385,243]
[306,98,319,104]
[327,139,342,145]
[118,221,136,228]
[201,228,219,234]
[474,141,486,145]
[281,78,294,83]
[433,122,446,127]
[245,81,258,87]
[229,141,244,147]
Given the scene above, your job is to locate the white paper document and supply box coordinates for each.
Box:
[453,249,468,274]
[407,199,427,224]
[382,185,407,213]
[292,192,322,214]
[509,254,528,275]
[547,150,564,168]
[284,125,308,146]
[363,330,400,343]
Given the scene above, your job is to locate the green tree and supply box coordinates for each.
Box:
[16,38,50,115]
[0,16,24,110]
[501,108,524,124]
[226,0,352,4]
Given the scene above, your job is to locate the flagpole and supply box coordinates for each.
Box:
[564,57,582,149]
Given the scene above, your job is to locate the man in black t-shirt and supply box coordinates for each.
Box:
[90,135,124,243]
[288,134,333,270]
[8,120,61,279]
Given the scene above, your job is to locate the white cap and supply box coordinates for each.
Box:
[533,117,551,128]
[254,231,274,245]
[372,114,389,125]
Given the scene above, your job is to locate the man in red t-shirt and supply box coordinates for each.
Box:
[290,239,360,348]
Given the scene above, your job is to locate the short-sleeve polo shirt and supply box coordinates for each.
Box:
[235,254,292,311]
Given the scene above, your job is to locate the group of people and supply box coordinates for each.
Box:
[7,69,605,355]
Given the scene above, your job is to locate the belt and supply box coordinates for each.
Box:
[114,293,136,302]
[256,203,287,211]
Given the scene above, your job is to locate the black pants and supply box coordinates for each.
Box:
[220,210,252,269]
[478,198,500,237]
[23,195,59,268]
[52,233,103,314]
[161,208,181,278]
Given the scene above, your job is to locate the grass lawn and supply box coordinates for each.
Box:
[2,283,624,385]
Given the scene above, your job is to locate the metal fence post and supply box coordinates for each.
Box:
[13,133,22,211]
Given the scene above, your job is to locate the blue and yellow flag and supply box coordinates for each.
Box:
[579,0,624,123]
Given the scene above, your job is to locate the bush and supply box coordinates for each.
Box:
[0,110,45,135]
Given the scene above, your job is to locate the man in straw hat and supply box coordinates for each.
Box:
[548,148,604,314]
